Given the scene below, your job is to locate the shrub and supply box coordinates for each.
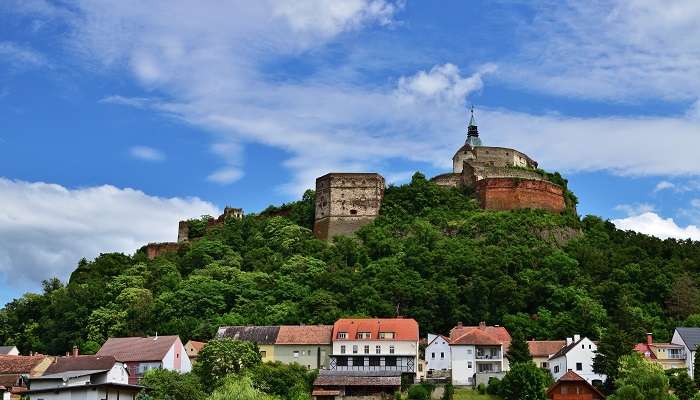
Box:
[441,383,454,400]
[407,385,430,400]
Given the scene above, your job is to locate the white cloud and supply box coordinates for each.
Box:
[396,63,495,105]
[505,1,700,101]
[614,203,656,217]
[654,181,675,192]
[129,146,165,162]
[0,178,218,288]
[206,168,243,185]
[612,212,700,241]
[0,41,46,68]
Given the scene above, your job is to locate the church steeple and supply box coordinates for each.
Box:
[466,105,482,146]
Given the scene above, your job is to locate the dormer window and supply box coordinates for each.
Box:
[338,332,348,339]
[379,332,395,339]
[357,332,371,339]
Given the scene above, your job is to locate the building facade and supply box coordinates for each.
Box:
[449,322,511,386]
[634,333,686,370]
[425,334,451,376]
[548,335,605,385]
[528,340,566,370]
[546,370,605,400]
[672,328,700,378]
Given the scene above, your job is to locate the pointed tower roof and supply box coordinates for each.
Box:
[466,105,482,147]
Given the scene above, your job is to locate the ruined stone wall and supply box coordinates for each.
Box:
[145,242,181,260]
[453,145,537,174]
[462,164,546,188]
[177,221,189,243]
[313,173,385,240]
[475,178,565,212]
[430,173,462,188]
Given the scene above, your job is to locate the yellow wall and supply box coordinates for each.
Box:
[259,344,275,362]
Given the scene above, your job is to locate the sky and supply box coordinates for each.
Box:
[1,0,700,306]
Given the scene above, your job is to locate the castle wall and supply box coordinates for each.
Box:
[462,164,546,188]
[475,178,565,212]
[430,173,462,188]
[145,242,181,260]
[177,221,189,243]
[453,145,537,174]
[313,173,384,240]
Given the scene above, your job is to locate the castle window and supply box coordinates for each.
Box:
[350,209,357,215]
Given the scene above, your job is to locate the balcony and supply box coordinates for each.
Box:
[329,355,416,373]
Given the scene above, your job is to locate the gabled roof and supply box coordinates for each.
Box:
[185,341,206,352]
[548,338,586,360]
[0,347,17,355]
[634,343,657,360]
[528,340,566,358]
[427,335,450,347]
[332,318,419,341]
[546,371,605,397]
[451,329,502,346]
[675,328,700,351]
[97,336,180,362]
[449,324,511,349]
[44,356,118,375]
[217,326,280,345]
[276,325,333,345]
[0,355,48,374]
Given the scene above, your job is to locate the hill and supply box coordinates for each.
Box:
[2,172,700,355]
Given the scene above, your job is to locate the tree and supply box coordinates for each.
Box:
[593,325,635,391]
[498,362,550,400]
[208,376,274,400]
[669,370,697,400]
[249,361,315,399]
[609,353,674,400]
[695,353,700,389]
[407,385,430,400]
[140,369,206,400]
[506,331,532,364]
[195,339,262,388]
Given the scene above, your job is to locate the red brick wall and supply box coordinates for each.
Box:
[145,242,181,260]
[475,178,565,212]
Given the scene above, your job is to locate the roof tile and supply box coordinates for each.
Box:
[332,319,419,342]
[97,336,179,362]
[276,326,333,345]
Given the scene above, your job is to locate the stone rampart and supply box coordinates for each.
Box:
[475,177,565,212]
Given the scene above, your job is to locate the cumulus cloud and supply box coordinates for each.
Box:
[0,178,218,288]
[129,146,165,162]
[206,168,244,185]
[612,212,700,241]
[654,181,675,192]
[505,1,700,101]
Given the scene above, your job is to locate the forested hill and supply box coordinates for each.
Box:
[3,172,700,356]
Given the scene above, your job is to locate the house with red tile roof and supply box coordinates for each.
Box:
[634,333,686,371]
[96,335,191,384]
[546,370,605,400]
[184,340,206,362]
[548,335,605,385]
[528,340,566,370]
[449,322,511,386]
[0,355,53,400]
[274,325,333,369]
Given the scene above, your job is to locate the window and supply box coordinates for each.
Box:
[467,349,473,355]
[554,365,560,373]
[352,356,364,367]
[338,332,347,339]
[364,345,370,354]
[375,345,381,354]
[589,345,592,349]
[576,362,583,371]
[336,356,348,366]
[293,351,300,358]
[440,352,444,359]
[260,351,267,358]
[369,357,381,366]
[340,345,346,354]
[379,332,395,339]
[431,352,435,359]
[385,356,397,366]
[467,361,472,369]
[350,209,357,215]
[357,332,371,339]
[541,362,548,369]
[352,345,358,354]
[389,345,395,354]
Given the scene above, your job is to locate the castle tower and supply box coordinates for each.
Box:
[465,106,482,147]
[313,173,385,240]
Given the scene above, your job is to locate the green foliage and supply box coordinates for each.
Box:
[498,362,549,400]
[486,377,501,395]
[407,384,430,400]
[505,331,532,365]
[249,361,315,400]
[442,383,455,400]
[593,325,636,390]
[188,216,213,240]
[609,353,675,400]
[668,370,697,400]
[208,376,275,400]
[140,369,206,400]
[477,384,487,395]
[195,338,262,388]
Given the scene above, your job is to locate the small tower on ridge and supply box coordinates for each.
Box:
[465,105,482,147]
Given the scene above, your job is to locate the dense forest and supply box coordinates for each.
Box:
[2,172,700,356]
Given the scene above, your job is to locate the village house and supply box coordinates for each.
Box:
[184,340,206,362]
[528,340,566,370]
[0,348,18,357]
[217,326,279,362]
[672,327,700,378]
[449,322,511,387]
[24,354,141,400]
[548,335,605,385]
[546,370,606,400]
[634,333,686,370]
[0,354,53,399]
[96,335,191,384]
[425,334,451,378]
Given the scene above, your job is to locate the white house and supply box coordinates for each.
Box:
[449,322,511,386]
[425,334,451,375]
[0,346,19,356]
[25,355,141,400]
[672,327,700,378]
[548,335,605,385]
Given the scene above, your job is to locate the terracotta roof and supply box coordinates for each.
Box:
[449,325,511,349]
[186,341,206,352]
[97,336,179,362]
[276,325,333,345]
[634,343,657,360]
[217,326,280,345]
[44,356,117,374]
[0,355,47,374]
[0,374,19,387]
[528,340,566,357]
[451,329,502,346]
[332,318,419,341]
[547,371,606,397]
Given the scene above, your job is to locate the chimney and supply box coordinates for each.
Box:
[573,334,581,343]
[566,337,573,346]
[72,345,79,357]
[647,333,653,345]
[479,321,486,330]
[457,322,463,327]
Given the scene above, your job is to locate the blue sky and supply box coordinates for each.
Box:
[2,0,700,306]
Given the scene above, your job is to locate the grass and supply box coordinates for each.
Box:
[453,388,502,400]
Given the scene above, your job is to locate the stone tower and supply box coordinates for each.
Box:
[313,173,385,240]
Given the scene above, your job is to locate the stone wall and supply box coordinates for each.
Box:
[430,173,462,188]
[145,242,181,260]
[453,145,537,173]
[475,178,565,212]
[313,173,385,240]
[462,164,546,188]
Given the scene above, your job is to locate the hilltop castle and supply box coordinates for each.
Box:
[313,107,566,240]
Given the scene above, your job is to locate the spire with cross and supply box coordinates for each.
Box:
[466,105,482,146]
